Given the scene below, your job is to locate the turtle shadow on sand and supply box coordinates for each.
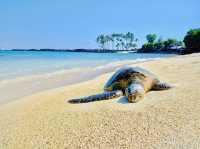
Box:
[117,96,129,104]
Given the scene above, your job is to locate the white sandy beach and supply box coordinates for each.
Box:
[0,53,200,148]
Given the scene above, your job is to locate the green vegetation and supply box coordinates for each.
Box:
[96,28,200,54]
[163,38,183,49]
[183,28,200,52]
[141,34,183,52]
[146,34,157,43]
[96,32,138,50]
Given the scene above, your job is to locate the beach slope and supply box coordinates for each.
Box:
[0,54,200,149]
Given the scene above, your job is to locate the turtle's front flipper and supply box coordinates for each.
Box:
[68,90,123,104]
[152,82,172,90]
[125,83,145,103]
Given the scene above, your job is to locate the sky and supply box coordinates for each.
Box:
[0,0,199,49]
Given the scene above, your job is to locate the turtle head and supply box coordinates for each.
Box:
[125,84,145,103]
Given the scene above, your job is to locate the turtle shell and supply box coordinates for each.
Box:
[104,66,157,91]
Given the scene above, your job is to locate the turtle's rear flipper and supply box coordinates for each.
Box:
[68,90,123,104]
[152,82,173,91]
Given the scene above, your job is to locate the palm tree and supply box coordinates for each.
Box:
[116,42,121,50]
[124,32,138,50]
[111,33,119,50]
[111,33,121,50]
[104,35,113,50]
[96,34,106,50]
[120,39,125,50]
[97,32,138,50]
[116,37,122,50]
[124,32,130,50]
[116,33,125,50]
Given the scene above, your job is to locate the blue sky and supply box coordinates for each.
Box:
[0,0,199,49]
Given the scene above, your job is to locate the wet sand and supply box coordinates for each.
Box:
[0,53,200,148]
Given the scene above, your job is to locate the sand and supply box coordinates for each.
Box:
[0,53,200,149]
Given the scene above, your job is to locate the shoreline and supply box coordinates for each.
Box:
[1,48,189,54]
[0,57,166,105]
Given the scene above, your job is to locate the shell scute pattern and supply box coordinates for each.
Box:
[104,67,156,92]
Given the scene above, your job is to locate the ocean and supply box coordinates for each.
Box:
[0,50,174,81]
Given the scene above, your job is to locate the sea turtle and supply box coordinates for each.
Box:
[68,66,172,103]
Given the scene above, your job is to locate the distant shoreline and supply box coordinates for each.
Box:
[0,48,190,54]
[9,48,137,53]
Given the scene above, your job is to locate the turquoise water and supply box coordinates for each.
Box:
[0,50,174,80]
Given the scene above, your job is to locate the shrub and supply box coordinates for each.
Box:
[141,43,156,52]
[183,28,200,51]
[163,38,178,49]
[154,41,165,50]
[146,34,157,43]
